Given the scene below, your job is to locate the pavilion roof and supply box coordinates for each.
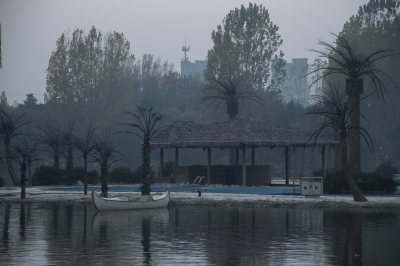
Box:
[151,116,338,148]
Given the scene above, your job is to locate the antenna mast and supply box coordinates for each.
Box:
[182,36,190,61]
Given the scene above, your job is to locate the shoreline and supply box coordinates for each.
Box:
[1,186,400,209]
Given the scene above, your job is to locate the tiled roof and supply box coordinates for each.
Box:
[151,116,337,148]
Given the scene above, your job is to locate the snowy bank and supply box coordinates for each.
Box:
[0,186,399,209]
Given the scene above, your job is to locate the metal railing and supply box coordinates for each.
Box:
[192,176,206,192]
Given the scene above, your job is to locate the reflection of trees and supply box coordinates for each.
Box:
[50,203,59,236]
[322,210,364,266]
[166,206,326,265]
[1,203,400,265]
[19,203,26,241]
[340,212,363,266]
[2,203,11,247]
[141,217,151,265]
[348,212,363,266]
[65,205,73,239]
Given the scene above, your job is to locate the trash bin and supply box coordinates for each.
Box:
[301,177,323,196]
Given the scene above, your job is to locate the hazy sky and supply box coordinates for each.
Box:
[0,0,368,104]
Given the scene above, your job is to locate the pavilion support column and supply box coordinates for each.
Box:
[251,147,255,166]
[207,147,211,185]
[242,146,247,186]
[175,148,179,167]
[321,145,326,178]
[285,146,291,186]
[235,148,239,166]
[159,148,164,178]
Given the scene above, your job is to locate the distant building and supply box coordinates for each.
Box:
[273,58,311,106]
[181,60,207,78]
[180,42,207,78]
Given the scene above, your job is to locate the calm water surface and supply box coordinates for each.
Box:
[0,202,399,265]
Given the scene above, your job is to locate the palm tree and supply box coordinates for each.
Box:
[73,125,96,195]
[120,106,162,195]
[201,77,263,165]
[10,138,40,199]
[311,34,398,172]
[201,76,263,120]
[0,109,29,186]
[91,131,118,198]
[308,85,371,202]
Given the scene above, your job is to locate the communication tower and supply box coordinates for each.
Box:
[182,37,190,62]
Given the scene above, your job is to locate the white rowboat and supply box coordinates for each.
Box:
[91,190,170,211]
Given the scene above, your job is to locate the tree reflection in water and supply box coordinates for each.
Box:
[19,203,26,241]
[83,205,87,243]
[343,212,363,266]
[141,217,152,265]
[2,203,11,247]
[0,203,398,265]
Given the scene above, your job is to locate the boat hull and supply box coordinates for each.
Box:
[91,191,170,211]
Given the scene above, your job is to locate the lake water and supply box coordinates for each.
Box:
[0,202,399,266]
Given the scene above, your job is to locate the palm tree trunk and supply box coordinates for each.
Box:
[227,100,238,165]
[5,142,19,186]
[83,156,88,195]
[340,138,367,202]
[20,162,27,199]
[141,140,152,195]
[65,144,73,178]
[333,130,342,169]
[54,143,60,169]
[100,165,108,198]
[346,78,363,173]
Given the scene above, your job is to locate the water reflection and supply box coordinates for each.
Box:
[19,203,26,241]
[141,216,151,265]
[2,203,11,247]
[0,203,399,265]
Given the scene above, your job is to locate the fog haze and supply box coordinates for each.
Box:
[0,0,367,103]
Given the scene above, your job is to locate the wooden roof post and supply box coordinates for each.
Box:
[159,148,164,178]
[285,146,291,186]
[242,146,247,186]
[235,148,239,166]
[175,147,179,167]
[321,145,326,178]
[251,147,255,166]
[207,147,211,185]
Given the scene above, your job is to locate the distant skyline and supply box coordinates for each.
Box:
[0,0,368,103]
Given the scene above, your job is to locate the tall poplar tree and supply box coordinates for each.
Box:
[203,3,284,120]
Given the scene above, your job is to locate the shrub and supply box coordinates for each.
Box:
[32,166,100,186]
[162,161,175,177]
[313,166,396,194]
[312,168,347,194]
[32,166,66,186]
[132,166,155,183]
[109,166,138,184]
[375,160,398,176]
[356,172,396,193]
[73,167,99,185]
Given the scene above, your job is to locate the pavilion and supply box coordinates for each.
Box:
[150,116,338,186]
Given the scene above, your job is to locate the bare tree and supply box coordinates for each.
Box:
[10,138,40,199]
[73,125,96,195]
[120,106,162,195]
[91,131,118,197]
[0,109,29,186]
